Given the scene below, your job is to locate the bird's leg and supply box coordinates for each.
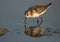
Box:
[24,24,27,28]
[24,17,27,28]
[39,17,43,26]
[36,17,43,26]
[37,17,39,26]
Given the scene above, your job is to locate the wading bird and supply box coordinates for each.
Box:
[24,3,52,25]
[24,3,53,37]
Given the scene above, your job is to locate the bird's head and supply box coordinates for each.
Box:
[25,28,32,35]
[24,10,32,18]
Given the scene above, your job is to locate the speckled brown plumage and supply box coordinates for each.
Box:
[25,3,52,18]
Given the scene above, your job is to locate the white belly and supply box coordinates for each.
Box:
[33,9,47,18]
[32,13,40,17]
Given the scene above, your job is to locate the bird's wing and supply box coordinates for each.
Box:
[36,6,46,14]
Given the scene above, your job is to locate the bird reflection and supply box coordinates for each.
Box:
[24,26,46,37]
[24,25,60,37]
[0,28,9,36]
[24,24,58,37]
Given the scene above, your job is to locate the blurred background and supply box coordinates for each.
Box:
[0,0,60,42]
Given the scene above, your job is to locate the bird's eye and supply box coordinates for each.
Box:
[26,30,29,32]
[26,29,29,32]
[26,14,28,16]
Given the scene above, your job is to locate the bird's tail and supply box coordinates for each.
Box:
[45,3,52,9]
[48,3,52,6]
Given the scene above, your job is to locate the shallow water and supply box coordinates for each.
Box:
[0,0,60,42]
